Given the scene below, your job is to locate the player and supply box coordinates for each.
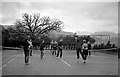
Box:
[23,39,30,65]
[40,40,45,59]
[81,40,88,63]
[52,41,58,55]
[56,39,63,58]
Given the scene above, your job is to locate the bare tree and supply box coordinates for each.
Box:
[15,13,63,39]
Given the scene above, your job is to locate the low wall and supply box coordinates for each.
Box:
[93,48,118,55]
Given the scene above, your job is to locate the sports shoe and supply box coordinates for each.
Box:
[83,60,86,63]
[40,55,42,59]
[77,59,79,63]
[25,63,29,65]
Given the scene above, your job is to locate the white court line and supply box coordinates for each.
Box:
[0,55,20,69]
[60,59,71,67]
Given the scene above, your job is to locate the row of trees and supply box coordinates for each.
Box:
[2,13,63,47]
[3,13,116,50]
[2,13,96,48]
[2,26,96,48]
[30,35,96,50]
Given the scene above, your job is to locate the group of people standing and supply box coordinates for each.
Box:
[22,38,64,65]
[39,39,63,59]
[22,36,92,65]
[50,39,63,58]
[39,38,92,63]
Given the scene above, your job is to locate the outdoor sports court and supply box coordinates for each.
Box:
[1,49,118,75]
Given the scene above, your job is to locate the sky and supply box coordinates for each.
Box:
[0,0,119,34]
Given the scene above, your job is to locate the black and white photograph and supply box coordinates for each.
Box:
[0,0,119,77]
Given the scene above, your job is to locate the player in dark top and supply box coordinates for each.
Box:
[75,39,82,62]
[40,40,45,59]
[23,39,30,65]
[88,41,92,56]
[56,39,63,58]
[50,40,54,52]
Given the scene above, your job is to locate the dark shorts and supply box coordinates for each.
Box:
[53,47,57,50]
[40,48,44,51]
[83,49,88,55]
[88,48,91,50]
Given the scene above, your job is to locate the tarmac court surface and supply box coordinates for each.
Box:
[1,49,118,75]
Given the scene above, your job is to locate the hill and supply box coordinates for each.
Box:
[91,31,118,37]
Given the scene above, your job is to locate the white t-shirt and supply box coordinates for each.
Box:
[82,43,88,50]
[28,41,33,48]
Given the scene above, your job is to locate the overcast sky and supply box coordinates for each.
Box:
[1,0,119,34]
